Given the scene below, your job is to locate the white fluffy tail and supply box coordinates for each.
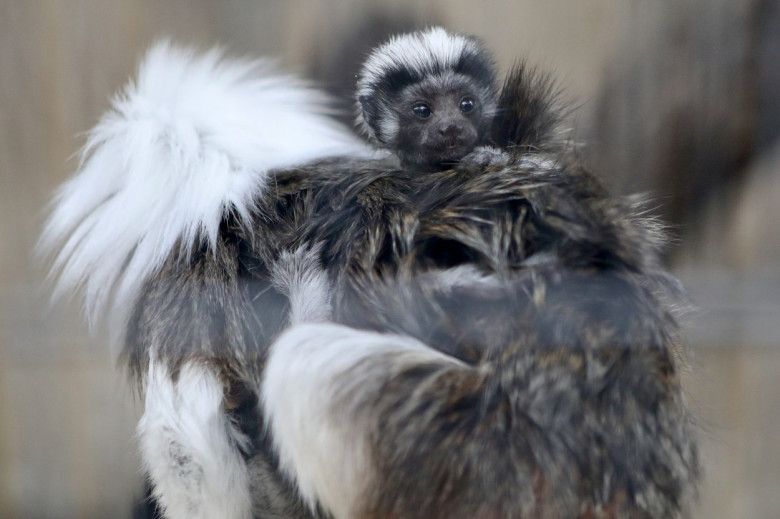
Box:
[39,41,371,331]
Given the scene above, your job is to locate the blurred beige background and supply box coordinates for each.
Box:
[1,1,779,518]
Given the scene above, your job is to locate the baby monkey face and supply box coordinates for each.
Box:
[395,73,491,169]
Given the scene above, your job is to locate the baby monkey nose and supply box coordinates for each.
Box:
[438,122,464,138]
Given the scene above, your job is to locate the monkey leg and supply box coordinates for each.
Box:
[262,322,474,519]
[137,357,252,519]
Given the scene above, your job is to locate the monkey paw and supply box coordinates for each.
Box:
[461,145,512,169]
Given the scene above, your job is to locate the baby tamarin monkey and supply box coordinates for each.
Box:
[356,27,505,170]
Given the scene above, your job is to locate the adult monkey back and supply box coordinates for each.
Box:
[41,31,699,519]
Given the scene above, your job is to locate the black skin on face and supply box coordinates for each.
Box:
[394,81,490,171]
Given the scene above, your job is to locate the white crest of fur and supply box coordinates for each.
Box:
[138,359,252,519]
[40,41,371,330]
[356,27,478,98]
[262,322,465,519]
[270,245,332,325]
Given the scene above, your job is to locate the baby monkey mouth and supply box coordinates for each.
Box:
[431,141,477,163]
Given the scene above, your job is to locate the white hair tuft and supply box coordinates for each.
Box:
[39,41,371,335]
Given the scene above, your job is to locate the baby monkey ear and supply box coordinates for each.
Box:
[358,94,382,141]
[358,94,377,122]
[358,94,373,110]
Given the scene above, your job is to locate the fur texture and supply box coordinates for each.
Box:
[43,35,699,519]
[39,41,371,332]
[248,158,696,519]
[263,322,465,519]
[490,61,570,152]
[138,359,252,519]
[270,245,332,325]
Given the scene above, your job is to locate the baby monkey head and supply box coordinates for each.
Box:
[357,27,498,170]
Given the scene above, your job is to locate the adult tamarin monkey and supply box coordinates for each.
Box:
[41,28,699,519]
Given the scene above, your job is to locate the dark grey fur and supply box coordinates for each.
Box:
[125,60,699,518]
[490,61,570,153]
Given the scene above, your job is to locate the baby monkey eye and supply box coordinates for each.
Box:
[412,103,431,118]
[459,97,475,113]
